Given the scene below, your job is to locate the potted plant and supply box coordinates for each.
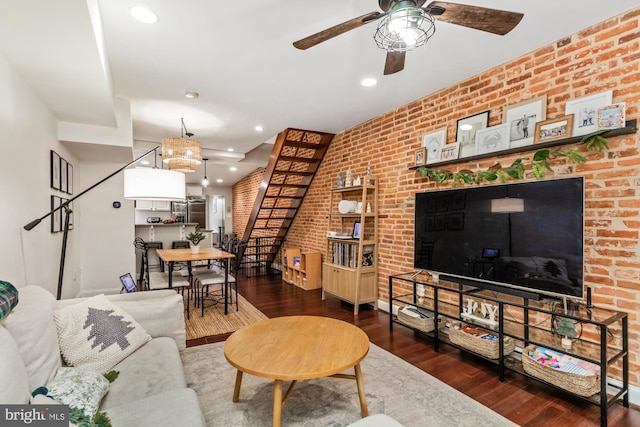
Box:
[186,225,205,254]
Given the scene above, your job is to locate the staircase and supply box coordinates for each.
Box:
[239,128,334,275]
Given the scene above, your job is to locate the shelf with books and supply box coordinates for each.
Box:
[323,176,378,314]
[281,248,321,290]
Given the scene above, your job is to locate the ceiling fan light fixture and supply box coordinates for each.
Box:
[374,7,435,52]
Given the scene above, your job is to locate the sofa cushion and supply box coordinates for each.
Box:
[54,294,151,374]
[0,327,30,403]
[45,366,110,418]
[1,286,62,391]
[99,337,187,410]
[104,388,205,427]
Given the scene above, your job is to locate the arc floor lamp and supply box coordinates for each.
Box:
[23,146,186,299]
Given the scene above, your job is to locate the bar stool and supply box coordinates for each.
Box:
[145,241,164,272]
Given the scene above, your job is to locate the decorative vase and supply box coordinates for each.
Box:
[191,245,200,254]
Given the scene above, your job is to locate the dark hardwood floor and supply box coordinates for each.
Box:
[186,272,639,427]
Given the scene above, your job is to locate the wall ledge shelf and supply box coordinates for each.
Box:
[410,119,637,170]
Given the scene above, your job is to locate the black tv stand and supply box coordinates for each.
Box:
[389,271,629,427]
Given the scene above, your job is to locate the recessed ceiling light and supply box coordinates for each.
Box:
[227,148,234,152]
[255,125,263,132]
[140,160,150,165]
[216,179,223,183]
[459,124,473,131]
[185,90,199,99]
[130,7,158,24]
[229,167,237,171]
[361,78,377,87]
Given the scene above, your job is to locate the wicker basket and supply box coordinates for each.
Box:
[521,345,600,397]
[397,309,435,333]
[449,324,515,359]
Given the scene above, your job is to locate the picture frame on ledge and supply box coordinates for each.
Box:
[352,221,361,239]
[422,127,447,165]
[414,147,426,166]
[475,124,510,155]
[456,110,490,159]
[503,95,547,148]
[438,142,460,162]
[534,115,574,144]
[597,102,626,130]
[565,90,613,136]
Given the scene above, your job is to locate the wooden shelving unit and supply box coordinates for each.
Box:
[281,248,321,290]
[322,176,378,314]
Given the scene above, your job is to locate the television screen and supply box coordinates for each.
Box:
[414,177,584,299]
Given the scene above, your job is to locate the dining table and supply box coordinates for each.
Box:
[156,247,235,314]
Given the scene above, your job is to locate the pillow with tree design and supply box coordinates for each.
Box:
[54,294,150,373]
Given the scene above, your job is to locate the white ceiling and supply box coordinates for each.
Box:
[0,0,638,186]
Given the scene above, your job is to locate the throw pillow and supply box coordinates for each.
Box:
[44,366,110,418]
[54,294,151,373]
[0,280,19,321]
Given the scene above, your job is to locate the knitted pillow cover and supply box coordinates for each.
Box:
[54,294,150,373]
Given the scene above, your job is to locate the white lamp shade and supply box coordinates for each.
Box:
[124,168,186,201]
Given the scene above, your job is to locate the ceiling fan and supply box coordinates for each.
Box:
[293,1,524,75]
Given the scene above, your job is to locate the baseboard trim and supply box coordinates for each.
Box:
[378,298,640,406]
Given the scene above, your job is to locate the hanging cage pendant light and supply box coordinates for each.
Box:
[201,158,209,187]
[161,118,202,173]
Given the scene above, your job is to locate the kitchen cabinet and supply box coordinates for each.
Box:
[135,200,170,211]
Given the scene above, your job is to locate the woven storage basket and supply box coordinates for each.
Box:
[397,309,435,333]
[449,324,515,359]
[522,345,600,397]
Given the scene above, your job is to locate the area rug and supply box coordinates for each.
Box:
[184,294,268,340]
[181,341,518,427]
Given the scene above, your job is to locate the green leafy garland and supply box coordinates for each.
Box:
[416,130,610,186]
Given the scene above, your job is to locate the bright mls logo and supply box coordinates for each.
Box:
[1,405,68,426]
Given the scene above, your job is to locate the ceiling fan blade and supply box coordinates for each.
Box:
[426,1,523,36]
[384,51,406,75]
[293,11,383,50]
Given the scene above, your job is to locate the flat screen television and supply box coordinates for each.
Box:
[414,177,584,300]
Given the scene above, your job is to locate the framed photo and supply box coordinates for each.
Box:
[503,95,547,148]
[438,142,460,161]
[60,158,68,194]
[414,147,426,166]
[66,163,73,195]
[352,221,361,239]
[534,115,574,144]
[597,102,626,130]
[422,127,447,165]
[475,124,510,155]
[565,90,613,136]
[456,110,490,158]
[50,150,61,190]
[51,195,61,233]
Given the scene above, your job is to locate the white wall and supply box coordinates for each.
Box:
[77,161,135,296]
[0,52,81,298]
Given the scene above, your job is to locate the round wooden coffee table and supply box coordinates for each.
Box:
[224,315,370,427]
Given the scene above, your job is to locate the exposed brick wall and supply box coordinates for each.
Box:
[232,167,265,238]
[234,8,640,386]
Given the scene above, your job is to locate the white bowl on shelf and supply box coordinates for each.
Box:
[338,200,357,214]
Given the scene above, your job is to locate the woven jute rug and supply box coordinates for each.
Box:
[184,293,268,340]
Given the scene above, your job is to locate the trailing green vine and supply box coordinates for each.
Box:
[416,129,611,186]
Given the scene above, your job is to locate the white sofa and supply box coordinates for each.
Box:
[0,286,205,427]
